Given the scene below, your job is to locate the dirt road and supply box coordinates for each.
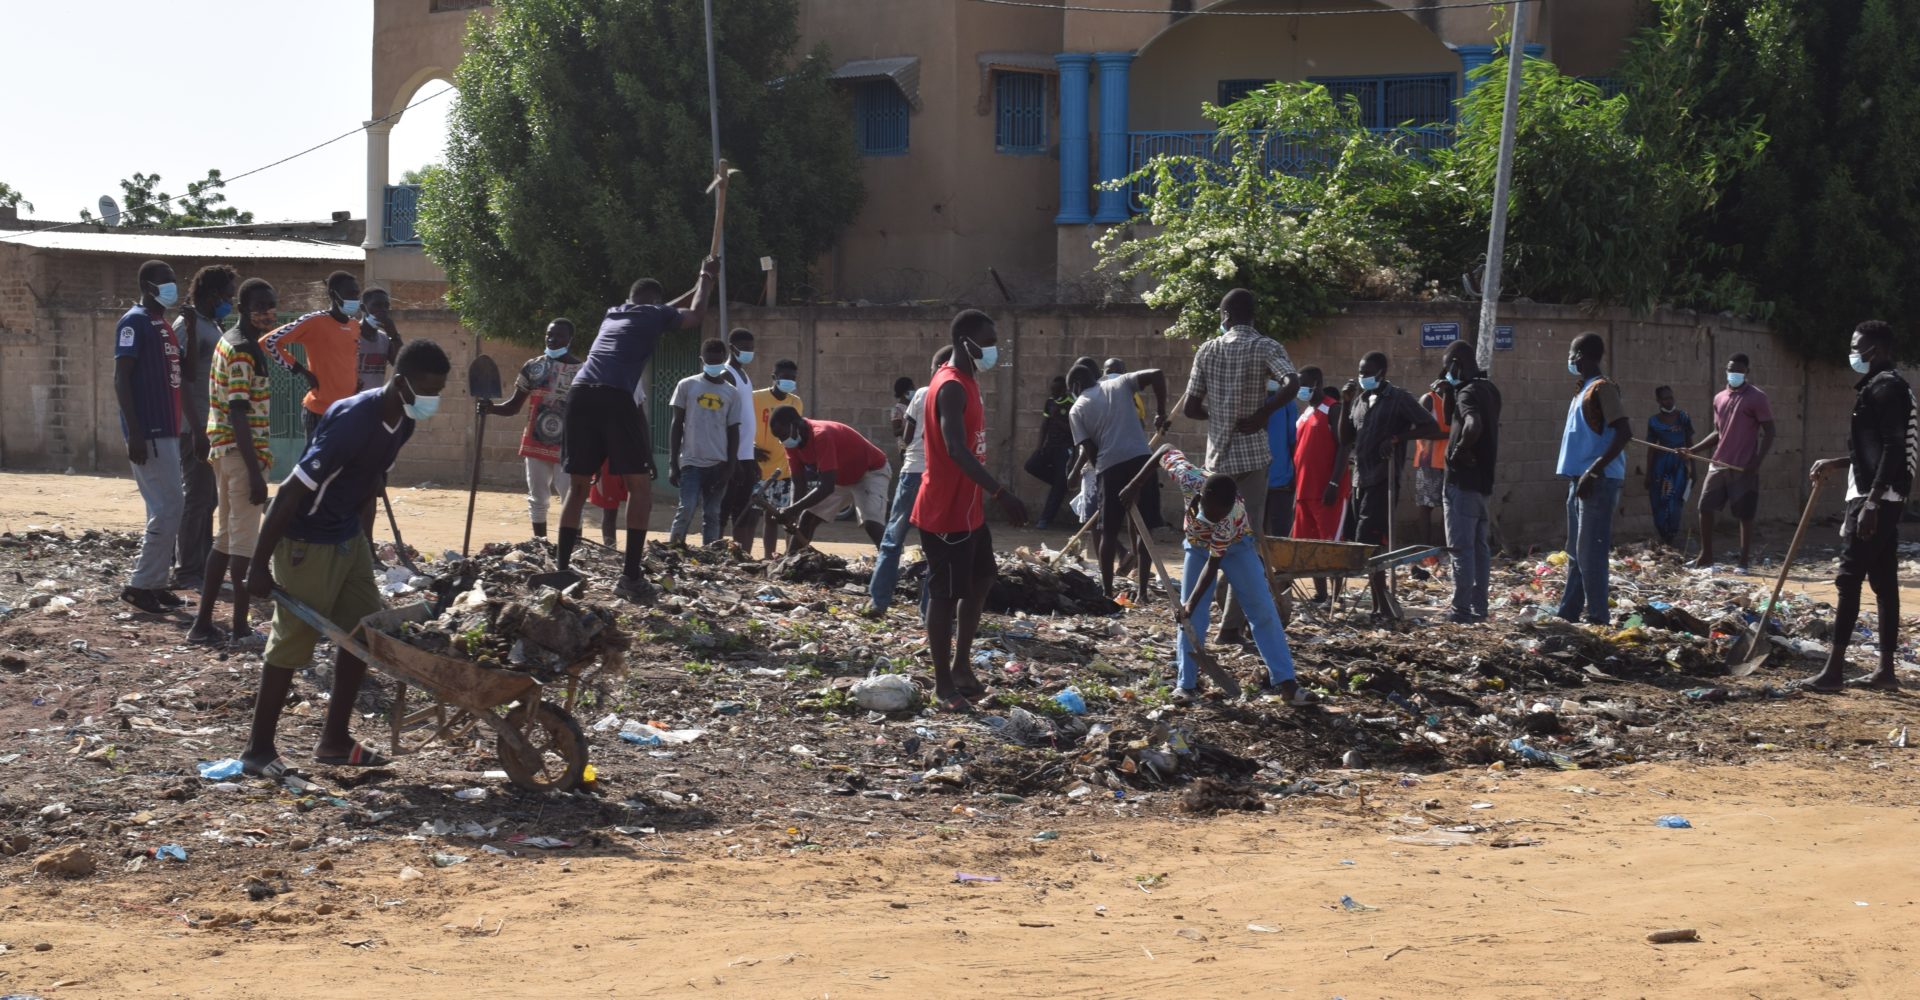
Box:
[4,758,1917,998]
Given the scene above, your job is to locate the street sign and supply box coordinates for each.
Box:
[1421,322,1461,349]
[1494,325,1515,351]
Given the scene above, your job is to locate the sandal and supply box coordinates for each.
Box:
[315,744,392,768]
[1845,675,1901,692]
[185,626,229,647]
[242,756,295,780]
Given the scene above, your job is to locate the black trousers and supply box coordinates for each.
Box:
[1831,497,1900,657]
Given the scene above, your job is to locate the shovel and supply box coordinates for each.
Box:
[1730,477,1824,677]
[463,355,503,558]
[1126,505,1241,700]
[1051,431,1167,569]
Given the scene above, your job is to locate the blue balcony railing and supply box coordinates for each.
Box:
[1126,127,1452,212]
[383,183,423,246]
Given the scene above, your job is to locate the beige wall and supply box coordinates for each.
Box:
[371,0,474,120]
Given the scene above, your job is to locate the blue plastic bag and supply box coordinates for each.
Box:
[196,758,245,780]
[1655,814,1692,829]
[1053,688,1086,715]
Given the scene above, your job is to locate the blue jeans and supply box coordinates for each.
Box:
[1179,536,1294,690]
[1555,477,1622,625]
[868,471,928,617]
[1443,483,1490,618]
[671,463,729,545]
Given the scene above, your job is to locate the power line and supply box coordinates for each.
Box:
[0,86,457,242]
[967,0,1536,16]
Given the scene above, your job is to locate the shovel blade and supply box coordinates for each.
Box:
[1729,649,1769,677]
[467,355,503,400]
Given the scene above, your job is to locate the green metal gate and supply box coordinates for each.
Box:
[648,329,702,475]
[266,313,306,475]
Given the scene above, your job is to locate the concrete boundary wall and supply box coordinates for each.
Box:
[0,300,1880,549]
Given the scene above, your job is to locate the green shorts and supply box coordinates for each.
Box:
[264,534,384,670]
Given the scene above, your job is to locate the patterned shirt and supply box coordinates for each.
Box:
[514,354,582,463]
[1185,325,1295,476]
[1160,446,1252,557]
[113,304,182,440]
[206,331,272,467]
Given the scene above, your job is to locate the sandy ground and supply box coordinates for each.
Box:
[3,758,1917,998]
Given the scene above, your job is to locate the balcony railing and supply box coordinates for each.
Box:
[1126,127,1453,212]
[383,183,423,247]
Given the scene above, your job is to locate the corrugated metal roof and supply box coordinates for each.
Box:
[978,52,1058,74]
[833,56,921,109]
[0,228,364,261]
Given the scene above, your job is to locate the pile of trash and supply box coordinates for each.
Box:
[390,584,627,676]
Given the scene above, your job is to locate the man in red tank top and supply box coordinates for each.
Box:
[912,310,1030,708]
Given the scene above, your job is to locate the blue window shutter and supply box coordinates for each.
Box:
[995,71,1047,153]
[1309,74,1453,128]
[855,81,909,156]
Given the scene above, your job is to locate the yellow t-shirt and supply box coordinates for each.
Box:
[753,387,804,480]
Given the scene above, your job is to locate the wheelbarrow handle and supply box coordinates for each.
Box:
[270,588,379,666]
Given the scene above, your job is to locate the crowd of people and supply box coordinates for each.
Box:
[105,248,1913,767]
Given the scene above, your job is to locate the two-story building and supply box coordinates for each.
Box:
[367,0,1643,305]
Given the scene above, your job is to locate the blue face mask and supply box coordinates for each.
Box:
[1849,351,1870,374]
[1359,374,1380,392]
[1726,372,1746,388]
[1266,379,1280,394]
[338,298,361,318]
[1567,361,1582,377]
[774,378,798,394]
[401,375,439,421]
[213,301,233,320]
[970,341,999,372]
[1297,386,1314,402]
[734,350,754,364]
[781,435,801,449]
[545,345,569,359]
[703,362,729,378]
[1445,371,1461,386]
[1219,322,1230,335]
[152,282,179,308]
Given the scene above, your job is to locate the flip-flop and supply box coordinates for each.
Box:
[1792,678,1846,695]
[315,744,392,768]
[1845,676,1901,692]
[185,628,228,647]
[242,756,295,780]
[935,695,975,715]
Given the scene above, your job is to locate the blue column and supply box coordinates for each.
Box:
[1455,44,1494,95]
[1092,50,1135,224]
[1054,53,1093,225]
[1523,43,1546,61]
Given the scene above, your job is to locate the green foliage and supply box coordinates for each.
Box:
[400,165,442,186]
[422,0,864,345]
[79,170,253,227]
[1624,0,1920,357]
[1095,84,1432,341]
[0,182,30,212]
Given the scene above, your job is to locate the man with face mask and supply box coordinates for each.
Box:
[239,339,451,778]
[747,359,805,559]
[721,328,764,548]
[1555,332,1633,625]
[479,318,583,540]
[1439,340,1501,623]
[769,407,891,551]
[115,259,188,615]
[1644,386,1694,548]
[261,270,366,440]
[1335,350,1443,620]
[1683,353,1775,571]
[1803,320,1914,692]
[173,264,239,595]
[667,339,745,547]
[354,288,403,392]
[915,310,1029,709]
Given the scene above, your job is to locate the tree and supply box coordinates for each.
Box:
[422,0,864,344]
[400,165,441,185]
[79,170,253,227]
[0,182,30,213]
[1624,0,1920,357]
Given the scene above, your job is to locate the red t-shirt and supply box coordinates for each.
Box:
[912,364,987,533]
[1293,405,1350,505]
[785,419,886,485]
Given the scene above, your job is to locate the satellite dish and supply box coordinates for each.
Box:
[97,196,120,226]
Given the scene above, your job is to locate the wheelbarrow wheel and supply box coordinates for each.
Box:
[497,700,588,793]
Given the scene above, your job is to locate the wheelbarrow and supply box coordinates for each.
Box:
[272,590,623,792]
[1258,537,1446,621]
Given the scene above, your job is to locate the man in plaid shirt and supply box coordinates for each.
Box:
[1176,288,1299,643]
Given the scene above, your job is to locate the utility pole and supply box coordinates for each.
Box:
[703,0,729,335]
[1474,0,1528,374]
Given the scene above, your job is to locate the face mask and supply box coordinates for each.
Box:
[1296,386,1313,402]
[338,298,361,317]
[1660,405,1675,414]
[151,282,179,308]
[1850,351,1871,374]
[545,346,569,359]
[1444,371,1461,386]
[968,340,999,372]
[702,362,729,378]
[1266,379,1280,393]
[774,378,797,394]
[1567,361,1582,376]
[1726,372,1746,388]
[1359,375,1380,392]
[400,376,439,421]
[735,350,754,364]
[781,435,801,449]
[1317,402,1331,414]
[213,301,233,320]
[1219,322,1230,335]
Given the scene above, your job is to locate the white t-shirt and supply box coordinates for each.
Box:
[726,365,755,461]
[901,386,929,475]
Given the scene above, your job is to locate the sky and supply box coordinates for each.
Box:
[0,1,454,225]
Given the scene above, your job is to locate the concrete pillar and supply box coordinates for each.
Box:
[1455,45,1495,95]
[1054,53,1093,225]
[364,121,393,250]
[1092,51,1135,224]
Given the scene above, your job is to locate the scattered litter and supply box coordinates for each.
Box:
[1646,928,1699,943]
[1655,815,1693,829]
[1338,895,1379,912]
[196,759,245,781]
[954,872,1001,884]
